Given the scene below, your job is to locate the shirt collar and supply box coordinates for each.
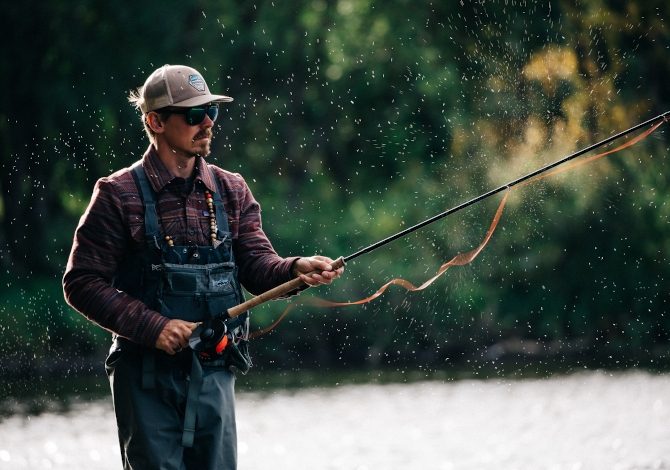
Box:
[141,145,217,194]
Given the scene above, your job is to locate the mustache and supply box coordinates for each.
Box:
[193,130,213,141]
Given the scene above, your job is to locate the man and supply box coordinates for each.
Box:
[63,64,343,470]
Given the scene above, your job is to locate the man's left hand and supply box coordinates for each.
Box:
[293,256,344,286]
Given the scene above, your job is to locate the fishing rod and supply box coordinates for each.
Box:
[224,110,669,319]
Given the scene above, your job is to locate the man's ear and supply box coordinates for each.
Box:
[146,112,165,133]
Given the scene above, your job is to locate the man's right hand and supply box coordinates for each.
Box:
[155,319,199,355]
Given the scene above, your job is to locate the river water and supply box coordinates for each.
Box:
[1,370,668,470]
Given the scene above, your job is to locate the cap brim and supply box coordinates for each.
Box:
[172,93,234,108]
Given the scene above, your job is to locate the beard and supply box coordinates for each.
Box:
[192,129,213,157]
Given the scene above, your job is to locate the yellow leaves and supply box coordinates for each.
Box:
[523,46,579,94]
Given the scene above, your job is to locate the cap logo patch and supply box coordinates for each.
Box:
[188,74,206,92]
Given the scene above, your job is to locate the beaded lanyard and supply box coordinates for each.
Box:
[164,188,220,248]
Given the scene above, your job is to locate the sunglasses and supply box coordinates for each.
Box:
[162,104,219,126]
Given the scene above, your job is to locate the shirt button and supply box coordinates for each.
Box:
[188,229,196,235]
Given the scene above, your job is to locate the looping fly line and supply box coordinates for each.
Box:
[251,119,666,339]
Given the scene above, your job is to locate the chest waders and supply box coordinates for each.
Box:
[108,162,250,469]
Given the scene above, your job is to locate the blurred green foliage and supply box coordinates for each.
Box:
[1,0,669,376]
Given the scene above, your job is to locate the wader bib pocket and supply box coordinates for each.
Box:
[158,261,240,322]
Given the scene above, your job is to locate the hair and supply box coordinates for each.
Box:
[127,87,170,143]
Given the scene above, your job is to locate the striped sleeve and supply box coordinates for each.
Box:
[62,177,168,347]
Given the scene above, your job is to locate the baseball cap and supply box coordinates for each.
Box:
[139,64,233,113]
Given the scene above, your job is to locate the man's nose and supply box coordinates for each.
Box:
[201,115,214,127]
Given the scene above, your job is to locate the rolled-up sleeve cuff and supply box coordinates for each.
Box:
[281,256,310,298]
[139,312,170,348]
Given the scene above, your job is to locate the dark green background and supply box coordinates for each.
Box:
[1,0,669,393]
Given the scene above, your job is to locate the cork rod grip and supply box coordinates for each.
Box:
[226,256,345,319]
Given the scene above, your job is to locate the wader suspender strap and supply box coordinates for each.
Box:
[131,163,162,391]
[130,161,230,448]
[130,161,161,248]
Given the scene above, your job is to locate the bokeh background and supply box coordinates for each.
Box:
[2,0,669,418]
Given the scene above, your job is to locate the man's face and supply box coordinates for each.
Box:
[153,104,217,158]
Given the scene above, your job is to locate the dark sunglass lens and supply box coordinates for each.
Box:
[183,105,218,125]
[206,105,219,122]
[185,107,207,125]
